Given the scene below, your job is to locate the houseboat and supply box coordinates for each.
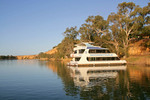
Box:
[67,43,126,66]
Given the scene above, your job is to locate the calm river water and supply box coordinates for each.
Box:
[0,60,150,100]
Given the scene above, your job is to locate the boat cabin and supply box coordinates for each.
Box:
[68,43,126,66]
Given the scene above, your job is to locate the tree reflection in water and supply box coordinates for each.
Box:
[40,61,80,97]
[40,61,150,100]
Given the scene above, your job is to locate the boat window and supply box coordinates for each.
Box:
[105,50,110,53]
[74,50,77,54]
[75,57,81,61]
[87,57,120,61]
[101,50,105,53]
[96,50,101,53]
[96,57,102,61]
[89,49,110,53]
[115,57,120,60]
[79,78,85,82]
[79,49,85,54]
[75,70,80,75]
[87,57,95,61]
[89,50,96,53]
[91,57,95,61]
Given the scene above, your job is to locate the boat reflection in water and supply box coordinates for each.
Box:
[69,66,126,90]
[41,61,150,99]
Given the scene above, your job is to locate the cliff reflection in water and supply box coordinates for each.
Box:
[41,61,150,100]
[128,65,150,86]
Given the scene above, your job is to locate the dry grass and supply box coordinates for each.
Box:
[125,55,150,66]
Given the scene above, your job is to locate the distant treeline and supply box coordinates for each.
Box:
[38,2,150,60]
[0,55,17,60]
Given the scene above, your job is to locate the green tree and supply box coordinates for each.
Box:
[107,2,147,57]
[117,2,139,57]
[38,52,52,59]
[57,37,74,58]
[79,15,108,43]
[56,27,79,58]
[138,3,150,37]
[63,26,79,41]
[56,2,149,59]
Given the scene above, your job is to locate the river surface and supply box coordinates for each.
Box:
[0,60,150,100]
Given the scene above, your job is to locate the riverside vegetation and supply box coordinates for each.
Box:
[1,2,149,65]
[52,2,150,59]
[38,2,150,64]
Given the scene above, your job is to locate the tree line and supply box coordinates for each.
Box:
[0,55,17,60]
[39,2,150,59]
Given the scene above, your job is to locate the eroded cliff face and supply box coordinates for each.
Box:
[45,47,57,55]
[128,46,149,55]
[16,47,58,60]
[128,39,150,56]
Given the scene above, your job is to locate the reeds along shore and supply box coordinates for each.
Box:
[125,55,150,66]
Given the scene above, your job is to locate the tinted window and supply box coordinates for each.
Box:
[87,57,120,61]
[89,49,110,53]
[89,50,96,53]
[75,57,81,61]
[79,49,85,53]
[105,50,110,53]
[74,50,77,54]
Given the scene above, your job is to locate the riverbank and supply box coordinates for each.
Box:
[1,55,149,66]
[39,55,150,66]
[124,55,150,66]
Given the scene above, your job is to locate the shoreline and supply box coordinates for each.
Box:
[37,55,150,66]
[1,55,149,66]
[124,55,150,66]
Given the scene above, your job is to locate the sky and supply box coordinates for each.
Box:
[0,0,149,56]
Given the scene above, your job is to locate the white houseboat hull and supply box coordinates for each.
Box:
[67,60,126,67]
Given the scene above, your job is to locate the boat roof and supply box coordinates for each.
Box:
[75,43,108,50]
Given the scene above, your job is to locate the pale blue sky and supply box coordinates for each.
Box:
[0,0,149,55]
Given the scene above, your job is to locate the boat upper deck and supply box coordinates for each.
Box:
[74,43,107,50]
[70,43,118,58]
